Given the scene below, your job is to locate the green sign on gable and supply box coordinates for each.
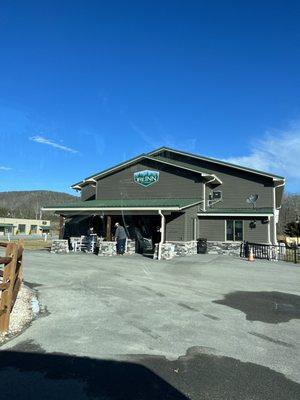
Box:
[134,170,159,187]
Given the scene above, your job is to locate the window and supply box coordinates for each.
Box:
[5,226,13,234]
[226,220,243,241]
[18,224,26,234]
[30,225,38,234]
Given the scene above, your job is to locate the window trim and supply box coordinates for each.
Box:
[225,219,244,242]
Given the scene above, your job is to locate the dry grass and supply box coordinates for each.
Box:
[0,239,52,250]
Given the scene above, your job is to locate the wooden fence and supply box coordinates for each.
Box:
[0,240,24,333]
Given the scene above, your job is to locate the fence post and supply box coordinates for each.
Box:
[0,241,24,333]
[0,243,18,332]
[295,247,297,264]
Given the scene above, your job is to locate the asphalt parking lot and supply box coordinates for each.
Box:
[0,251,299,399]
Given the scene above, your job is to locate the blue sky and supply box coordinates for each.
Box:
[0,0,300,194]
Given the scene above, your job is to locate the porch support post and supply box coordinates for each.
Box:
[106,216,112,241]
[272,187,277,244]
[194,218,197,241]
[267,216,271,244]
[158,209,165,260]
[59,215,65,239]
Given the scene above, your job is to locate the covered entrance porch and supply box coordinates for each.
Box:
[63,211,164,258]
[42,198,203,259]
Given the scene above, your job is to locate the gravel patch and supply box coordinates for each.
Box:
[0,285,36,343]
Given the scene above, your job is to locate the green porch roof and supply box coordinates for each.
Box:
[198,208,273,215]
[42,198,203,211]
[0,223,14,227]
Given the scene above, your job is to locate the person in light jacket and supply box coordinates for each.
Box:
[114,222,127,255]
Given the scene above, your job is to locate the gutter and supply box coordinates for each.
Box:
[272,180,285,244]
[41,206,181,212]
[197,212,273,217]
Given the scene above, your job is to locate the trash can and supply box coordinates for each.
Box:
[197,238,207,254]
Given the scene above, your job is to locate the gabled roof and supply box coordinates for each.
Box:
[42,198,204,212]
[71,146,285,190]
[71,153,147,189]
[148,147,285,181]
[71,153,222,189]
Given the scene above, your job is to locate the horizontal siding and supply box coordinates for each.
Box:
[198,217,225,241]
[155,152,274,209]
[244,219,269,243]
[276,186,284,208]
[198,216,269,243]
[184,205,198,241]
[165,212,185,241]
[81,185,96,201]
[97,159,203,200]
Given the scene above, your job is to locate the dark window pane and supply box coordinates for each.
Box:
[235,220,243,241]
[18,224,26,233]
[30,225,38,234]
[226,220,234,241]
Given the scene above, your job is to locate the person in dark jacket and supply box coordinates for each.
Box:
[114,222,127,255]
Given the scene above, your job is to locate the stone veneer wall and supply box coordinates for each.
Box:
[154,240,241,260]
[50,239,69,254]
[207,241,241,256]
[154,241,197,260]
[97,239,136,256]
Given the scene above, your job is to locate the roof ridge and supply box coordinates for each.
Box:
[147,146,285,180]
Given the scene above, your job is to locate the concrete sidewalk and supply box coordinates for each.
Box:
[0,251,299,399]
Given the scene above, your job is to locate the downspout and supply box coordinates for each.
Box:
[158,209,165,260]
[202,182,206,211]
[272,181,285,244]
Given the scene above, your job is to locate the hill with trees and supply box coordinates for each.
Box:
[278,193,300,235]
[0,190,298,235]
[0,190,79,221]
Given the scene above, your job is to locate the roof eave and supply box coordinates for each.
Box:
[42,206,181,212]
[71,151,223,188]
[148,147,285,181]
[70,153,147,188]
[197,211,273,217]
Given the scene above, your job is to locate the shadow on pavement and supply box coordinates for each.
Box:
[0,348,187,400]
[214,291,300,323]
[0,341,300,399]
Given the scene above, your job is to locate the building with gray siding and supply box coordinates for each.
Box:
[43,147,285,259]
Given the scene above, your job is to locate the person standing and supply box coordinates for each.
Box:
[114,222,127,255]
